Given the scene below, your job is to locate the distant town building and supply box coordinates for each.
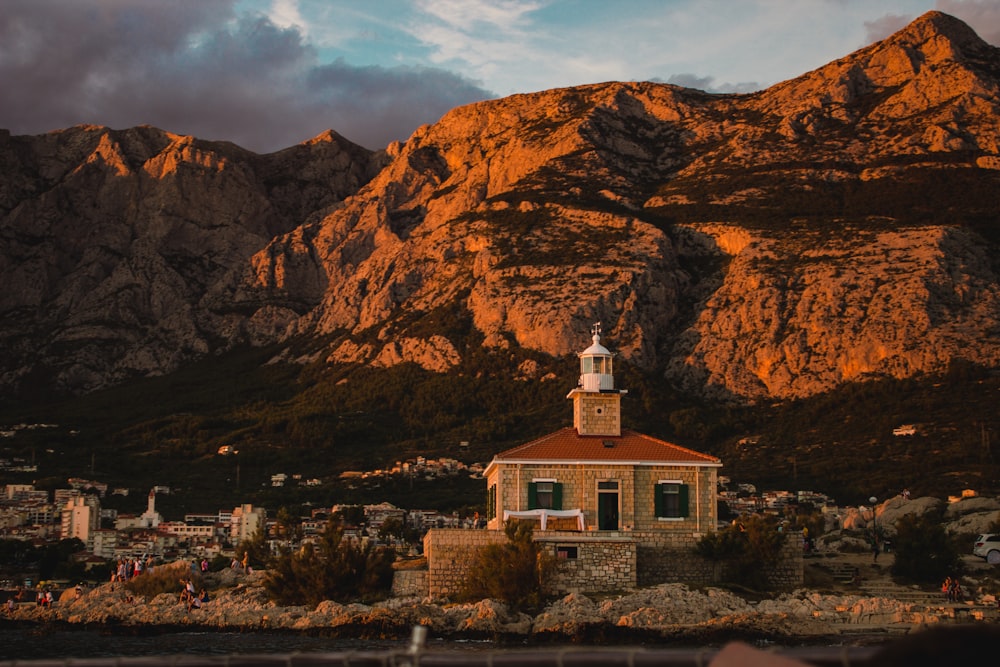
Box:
[61,495,100,545]
[230,504,266,545]
[139,489,163,528]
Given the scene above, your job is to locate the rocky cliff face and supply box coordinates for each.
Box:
[2,11,999,401]
[0,125,385,393]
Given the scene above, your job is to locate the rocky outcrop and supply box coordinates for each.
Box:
[11,569,996,642]
[820,496,1000,550]
[2,11,999,400]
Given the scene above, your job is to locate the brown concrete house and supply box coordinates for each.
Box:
[424,325,724,596]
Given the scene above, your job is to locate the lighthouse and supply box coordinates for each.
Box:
[566,322,627,437]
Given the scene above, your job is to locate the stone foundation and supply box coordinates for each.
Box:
[420,528,803,598]
[638,536,802,589]
[424,528,507,598]
[391,569,428,597]
[537,533,636,593]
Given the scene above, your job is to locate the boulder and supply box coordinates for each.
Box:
[531,593,603,634]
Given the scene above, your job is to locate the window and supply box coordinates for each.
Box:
[529,480,562,510]
[556,545,578,560]
[486,484,497,519]
[654,481,689,519]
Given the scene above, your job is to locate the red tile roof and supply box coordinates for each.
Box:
[493,427,721,465]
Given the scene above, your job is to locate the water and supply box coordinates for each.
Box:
[0,627,416,661]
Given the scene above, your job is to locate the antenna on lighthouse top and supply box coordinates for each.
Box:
[591,321,602,341]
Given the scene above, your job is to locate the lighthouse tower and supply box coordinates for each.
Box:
[567,323,628,436]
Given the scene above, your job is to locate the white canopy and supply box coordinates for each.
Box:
[502,508,585,531]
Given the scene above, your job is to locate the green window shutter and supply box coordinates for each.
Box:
[679,484,690,518]
[552,482,563,510]
[654,483,664,517]
[528,482,538,510]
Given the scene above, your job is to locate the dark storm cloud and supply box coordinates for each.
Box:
[0,0,493,152]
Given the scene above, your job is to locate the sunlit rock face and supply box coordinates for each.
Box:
[2,11,1000,400]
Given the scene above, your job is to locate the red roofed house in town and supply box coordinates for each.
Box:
[423,324,723,596]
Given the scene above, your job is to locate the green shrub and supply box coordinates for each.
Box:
[890,512,962,584]
[264,522,395,606]
[696,514,787,590]
[124,561,199,599]
[459,520,554,612]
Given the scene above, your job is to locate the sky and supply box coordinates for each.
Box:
[2,1,1000,153]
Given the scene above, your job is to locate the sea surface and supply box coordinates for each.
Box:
[0,625,894,665]
[0,627,427,661]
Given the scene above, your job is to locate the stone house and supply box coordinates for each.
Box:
[424,325,726,597]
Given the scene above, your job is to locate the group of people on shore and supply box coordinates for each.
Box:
[178,577,209,611]
[112,555,156,582]
[5,586,56,614]
[229,552,251,573]
[942,575,965,602]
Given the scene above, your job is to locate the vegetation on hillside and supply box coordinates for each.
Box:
[0,331,996,516]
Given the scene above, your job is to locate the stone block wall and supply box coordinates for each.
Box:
[391,569,428,598]
[637,534,803,589]
[766,536,804,589]
[575,394,621,435]
[422,528,803,599]
[536,532,636,593]
[423,528,507,598]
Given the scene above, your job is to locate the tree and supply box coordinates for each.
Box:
[378,516,405,541]
[696,514,787,590]
[890,512,962,584]
[274,506,304,541]
[460,520,554,612]
[264,522,395,606]
[38,538,85,581]
[238,525,271,569]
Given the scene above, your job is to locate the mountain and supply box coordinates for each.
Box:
[0,126,386,394]
[1,10,999,407]
[242,10,1000,402]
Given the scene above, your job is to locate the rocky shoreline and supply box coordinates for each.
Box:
[4,561,996,647]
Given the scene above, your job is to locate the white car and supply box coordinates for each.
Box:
[973,533,1000,564]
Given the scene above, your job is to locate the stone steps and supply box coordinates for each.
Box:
[860,585,950,605]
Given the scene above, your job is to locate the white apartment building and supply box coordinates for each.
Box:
[230,504,266,545]
[61,495,100,544]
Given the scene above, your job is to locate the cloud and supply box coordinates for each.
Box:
[862,2,1000,46]
[863,13,915,43]
[0,0,492,152]
[662,74,762,95]
[938,0,1000,45]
